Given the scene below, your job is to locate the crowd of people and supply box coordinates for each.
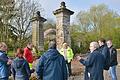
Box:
[0,38,118,80]
[77,38,118,80]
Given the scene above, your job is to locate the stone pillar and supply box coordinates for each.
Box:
[53,2,74,49]
[31,11,46,51]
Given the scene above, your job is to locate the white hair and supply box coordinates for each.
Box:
[90,42,99,49]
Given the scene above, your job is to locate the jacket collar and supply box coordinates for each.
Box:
[0,50,6,53]
[109,45,113,49]
[0,50,7,56]
[27,47,32,50]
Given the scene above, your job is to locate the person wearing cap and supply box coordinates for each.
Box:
[36,41,68,80]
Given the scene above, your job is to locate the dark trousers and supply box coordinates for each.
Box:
[66,61,72,76]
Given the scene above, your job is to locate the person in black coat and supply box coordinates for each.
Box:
[98,38,110,70]
[107,40,118,80]
[77,42,105,80]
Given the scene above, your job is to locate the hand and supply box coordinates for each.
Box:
[76,56,82,61]
[7,59,12,65]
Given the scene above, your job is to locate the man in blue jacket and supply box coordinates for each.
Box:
[0,42,12,80]
[36,41,68,80]
[77,42,105,80]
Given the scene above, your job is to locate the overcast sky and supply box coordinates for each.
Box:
[36,0,120,22]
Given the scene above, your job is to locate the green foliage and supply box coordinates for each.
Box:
[0,0,43,50]
[71,4,120,54]
[37,51,45,57]
[44,19,56,30]
[44,40,49,51]
[7,50,14,57]
[1,2,120,55]
[0,0,15,43]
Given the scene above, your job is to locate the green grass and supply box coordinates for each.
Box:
[7,50,15,57]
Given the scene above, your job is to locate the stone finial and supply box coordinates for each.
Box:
[31,11,46,22]
[36,11,41,17]
[60,1,66,8]
[53,1,74,15]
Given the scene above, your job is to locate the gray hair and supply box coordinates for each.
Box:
[90,42,99,49]
[49,41,56,49]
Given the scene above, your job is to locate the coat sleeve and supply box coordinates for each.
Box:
[0,53,8,64]
[24,48,28,58]
[80,53,95,67]
[11,63,16,79]
[102,47,109,58]
[36,55,45,79]
[111,48,118,65]
[62,57,68,80]
[24,61,31,78]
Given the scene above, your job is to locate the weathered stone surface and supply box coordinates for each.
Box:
[53,2,74,49]
[31,11,46,51]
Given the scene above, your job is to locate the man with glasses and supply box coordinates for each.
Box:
[77,42,105,80]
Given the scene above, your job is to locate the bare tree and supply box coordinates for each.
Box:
[10,0,43,47]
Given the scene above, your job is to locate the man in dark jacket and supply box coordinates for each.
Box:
[36,41,68,80]
[77,42,105,80]
[98,38,110,70]
[0,42,12,80]
[107,40,118,80]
